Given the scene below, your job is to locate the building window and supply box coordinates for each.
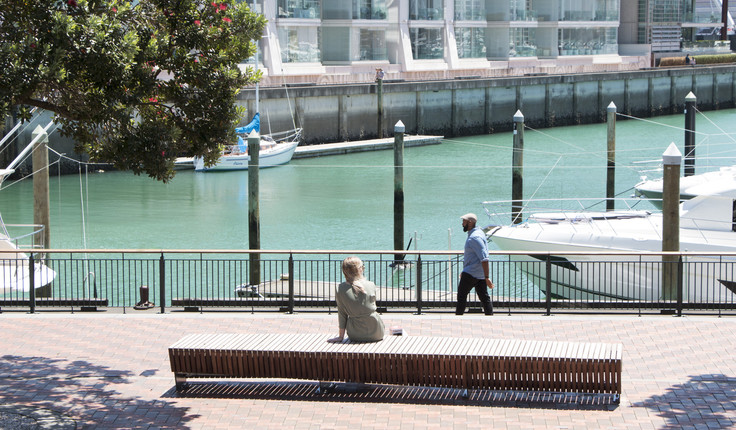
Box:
[409,0,444,20]
[560,0,619,21]
[558,27,617,55]
[455,0,485,21]
[278,0,321,19]
[237,0,264,14]
[357,29,387,60]
[455,27,486,58]
[410,28,444,59]
[278,27,321,62]
[510,0,535,21]
[353,0,387,19]
[509,27,536,57]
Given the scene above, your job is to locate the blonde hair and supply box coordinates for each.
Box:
[341,256,365,294]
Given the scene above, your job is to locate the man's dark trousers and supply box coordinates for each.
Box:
[455,272,493,315]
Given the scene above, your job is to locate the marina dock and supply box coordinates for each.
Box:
[293,135,443,159]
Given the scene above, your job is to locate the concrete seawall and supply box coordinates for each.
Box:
[4,65,736,175]
[239,65,736,145]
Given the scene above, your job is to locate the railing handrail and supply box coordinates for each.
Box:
[3,248,736,257]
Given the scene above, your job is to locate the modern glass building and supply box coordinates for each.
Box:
[241,0,733,85]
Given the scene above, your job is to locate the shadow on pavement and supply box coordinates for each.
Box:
[634,374,736,429]
[164,380,619,411]
[0,355,197,429]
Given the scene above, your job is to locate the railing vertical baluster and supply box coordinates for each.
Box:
[416,254,422,315]
[545,256,552,316]
[677,255,683,317]
[29,253,36,314]
[288,253,295,314]
[160,253,166,314]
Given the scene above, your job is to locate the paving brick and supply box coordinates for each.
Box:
[2,313,736,428]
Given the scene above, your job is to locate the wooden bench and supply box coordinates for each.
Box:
[168,333,622,401]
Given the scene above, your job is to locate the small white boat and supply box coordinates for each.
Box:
[484,195,736,302]
[635,165,736,205]
[192,113,301,172]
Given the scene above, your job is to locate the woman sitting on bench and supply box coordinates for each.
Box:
[329,256,385,343]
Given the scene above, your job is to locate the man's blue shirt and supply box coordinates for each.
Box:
[463,226,489,279]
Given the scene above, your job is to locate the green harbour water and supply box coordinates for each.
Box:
[2,108,736,253]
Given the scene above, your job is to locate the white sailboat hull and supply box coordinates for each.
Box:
[1,259,57,293]
[193,141,298,172]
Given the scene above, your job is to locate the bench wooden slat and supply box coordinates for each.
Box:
[168,334,622,399]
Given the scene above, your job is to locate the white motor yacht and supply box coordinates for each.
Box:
[485,195,736,302]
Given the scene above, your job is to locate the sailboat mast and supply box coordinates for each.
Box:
[253,0,259,115]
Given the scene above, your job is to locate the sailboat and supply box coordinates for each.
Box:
[190,112,301,172]
[0,124,57,293]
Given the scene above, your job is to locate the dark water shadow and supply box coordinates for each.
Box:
[0,355,197,429]
[164,379,619,411]
[633,374,736,429]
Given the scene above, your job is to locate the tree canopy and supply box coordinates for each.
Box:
[1,0,266,181]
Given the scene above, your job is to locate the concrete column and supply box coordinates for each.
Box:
[32,125,50,250]
[662,143,681,301]
[248,131,260,286]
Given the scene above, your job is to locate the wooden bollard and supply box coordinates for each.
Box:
[512,110,524,224]
[662,142,681,301]
[394,120,405,263]
[606,102,616,211]
[248,130,261,286]
[684,92,696,177]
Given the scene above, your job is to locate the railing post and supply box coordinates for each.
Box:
[159,253,166,314]
[416,254,422,315]
[288,253,294,314]
[677,255,683,317]
[545,256,552,316]
[29,253,36,314]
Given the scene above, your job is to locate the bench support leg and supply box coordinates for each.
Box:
[175,374,188,391]
[461,389,469,399]
[315,381,336,395]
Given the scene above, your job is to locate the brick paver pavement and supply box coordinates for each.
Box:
[1,312,736,429]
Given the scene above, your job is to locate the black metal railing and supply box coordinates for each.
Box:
[2,249,736,315]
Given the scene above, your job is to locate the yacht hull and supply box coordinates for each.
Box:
[193,141,298,172]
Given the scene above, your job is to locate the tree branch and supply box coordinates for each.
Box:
[18,97,81,122]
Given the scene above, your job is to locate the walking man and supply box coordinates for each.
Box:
[456,213,494,315]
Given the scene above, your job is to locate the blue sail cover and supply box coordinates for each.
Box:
[235,113,260,135]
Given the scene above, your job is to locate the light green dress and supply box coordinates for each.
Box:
[336,279,385,342]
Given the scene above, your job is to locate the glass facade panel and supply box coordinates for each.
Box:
[560,0,620,21]
[410,28,444,59]
[278,0,321,18]
[455,0,485,20]
[237,0,264,14]
[558,27,617,55]
[455,27,487,58]
[278,26,321,62]
[353,0,387,19]
[509,28,537,57]
[357,29,387,60]
[409,0,444,20]
[510,0,536,21]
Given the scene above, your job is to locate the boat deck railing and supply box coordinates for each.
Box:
[2,249,736,315]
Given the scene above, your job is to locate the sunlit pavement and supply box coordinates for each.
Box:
[1,311,736,429]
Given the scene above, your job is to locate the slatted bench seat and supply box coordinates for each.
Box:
[168,333,622,401]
